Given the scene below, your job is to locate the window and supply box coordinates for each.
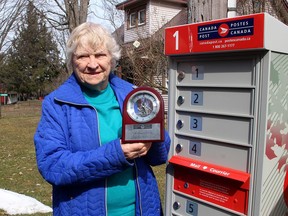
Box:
[138,9,146,26]
[129,12,137,28]
[128,9,146,28]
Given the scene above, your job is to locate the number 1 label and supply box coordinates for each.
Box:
[165,26,191,54]
[192,66,204,80]
[173,30,179,51]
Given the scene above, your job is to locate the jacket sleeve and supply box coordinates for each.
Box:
[144,130,171,166]
[34,97,133,187]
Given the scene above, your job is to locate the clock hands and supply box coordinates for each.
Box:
[138,98,152,116]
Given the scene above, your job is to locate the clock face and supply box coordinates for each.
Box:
[126,90,160,123]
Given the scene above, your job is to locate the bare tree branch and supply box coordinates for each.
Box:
[89,0,124,31]
[0,0,26,52]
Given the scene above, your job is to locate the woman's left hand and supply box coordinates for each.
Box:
[120,141,152,160]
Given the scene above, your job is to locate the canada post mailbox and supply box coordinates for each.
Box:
[164,13,288,216]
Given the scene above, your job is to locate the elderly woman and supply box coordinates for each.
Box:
[34,22,170,216]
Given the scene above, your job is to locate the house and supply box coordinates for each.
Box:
[0,84,18,105]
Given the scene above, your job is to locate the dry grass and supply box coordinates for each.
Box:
[0,100,167,215]
[0,101,52,216]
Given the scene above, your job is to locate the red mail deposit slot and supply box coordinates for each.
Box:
[170,156,250,214]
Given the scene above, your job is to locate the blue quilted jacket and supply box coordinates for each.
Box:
[34,73,171,216]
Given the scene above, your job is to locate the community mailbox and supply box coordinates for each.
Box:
[164,13,288,216]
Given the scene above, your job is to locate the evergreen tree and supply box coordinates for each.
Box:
[2,0,62,99]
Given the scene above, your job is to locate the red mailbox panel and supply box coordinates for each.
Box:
[165,13,265,55]
[170,156,250,214]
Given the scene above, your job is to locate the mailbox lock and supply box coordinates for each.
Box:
[177,70,185,80]
[175,144,183,153]
[176,120,184,129]
[177,96,185,105]
[173,201,181,210]
[184,182,189,188]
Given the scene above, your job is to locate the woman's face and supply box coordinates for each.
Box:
[72,45,112,91]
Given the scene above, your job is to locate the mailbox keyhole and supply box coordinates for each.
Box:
[177,120,184,129]
[177,96,185,105]
[175,144,183,153]
[173,201,181,210]
[177,71,185,81]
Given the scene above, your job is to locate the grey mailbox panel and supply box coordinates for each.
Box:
[172,193,239,216]
[176,87,254,116]
[174,135,250,172]
[175,111,253,145]
[177,59,255,87]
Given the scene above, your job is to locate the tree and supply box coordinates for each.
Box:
[32,0,93,75]
[1,0,62,99]
[32,0,124,70]
[0,0,26,53]
[237,0,288,25]
[38,0,124,32]
[36,0,90,33]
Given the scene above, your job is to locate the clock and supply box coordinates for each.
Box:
[122,86,165,143]
[126,90,160,123]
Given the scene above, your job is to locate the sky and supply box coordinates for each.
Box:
[87,0,124,32]
[0,189,52,215]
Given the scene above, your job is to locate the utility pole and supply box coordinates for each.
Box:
[187,0,192,23]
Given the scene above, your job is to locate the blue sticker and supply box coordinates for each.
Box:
[186,200,198,215]
[190,116,202,131]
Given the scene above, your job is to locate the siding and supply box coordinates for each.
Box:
[149,1,183,35]
[153,75,168,112]
[162,93,168,113]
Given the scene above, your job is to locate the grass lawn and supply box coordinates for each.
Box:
[0,100,167,216]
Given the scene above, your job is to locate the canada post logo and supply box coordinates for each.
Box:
[198,18,254,40]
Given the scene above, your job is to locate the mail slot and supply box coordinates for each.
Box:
[170,156,250,214]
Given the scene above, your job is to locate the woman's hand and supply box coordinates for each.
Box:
[121,141,152,160]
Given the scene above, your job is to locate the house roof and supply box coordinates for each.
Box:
[116,0,187,10]
[112,24,125,45]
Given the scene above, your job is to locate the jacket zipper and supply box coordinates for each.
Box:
[89,105,108,216]
[134,160,143,216]
[92,105,108,216]
[88,105,108,216]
